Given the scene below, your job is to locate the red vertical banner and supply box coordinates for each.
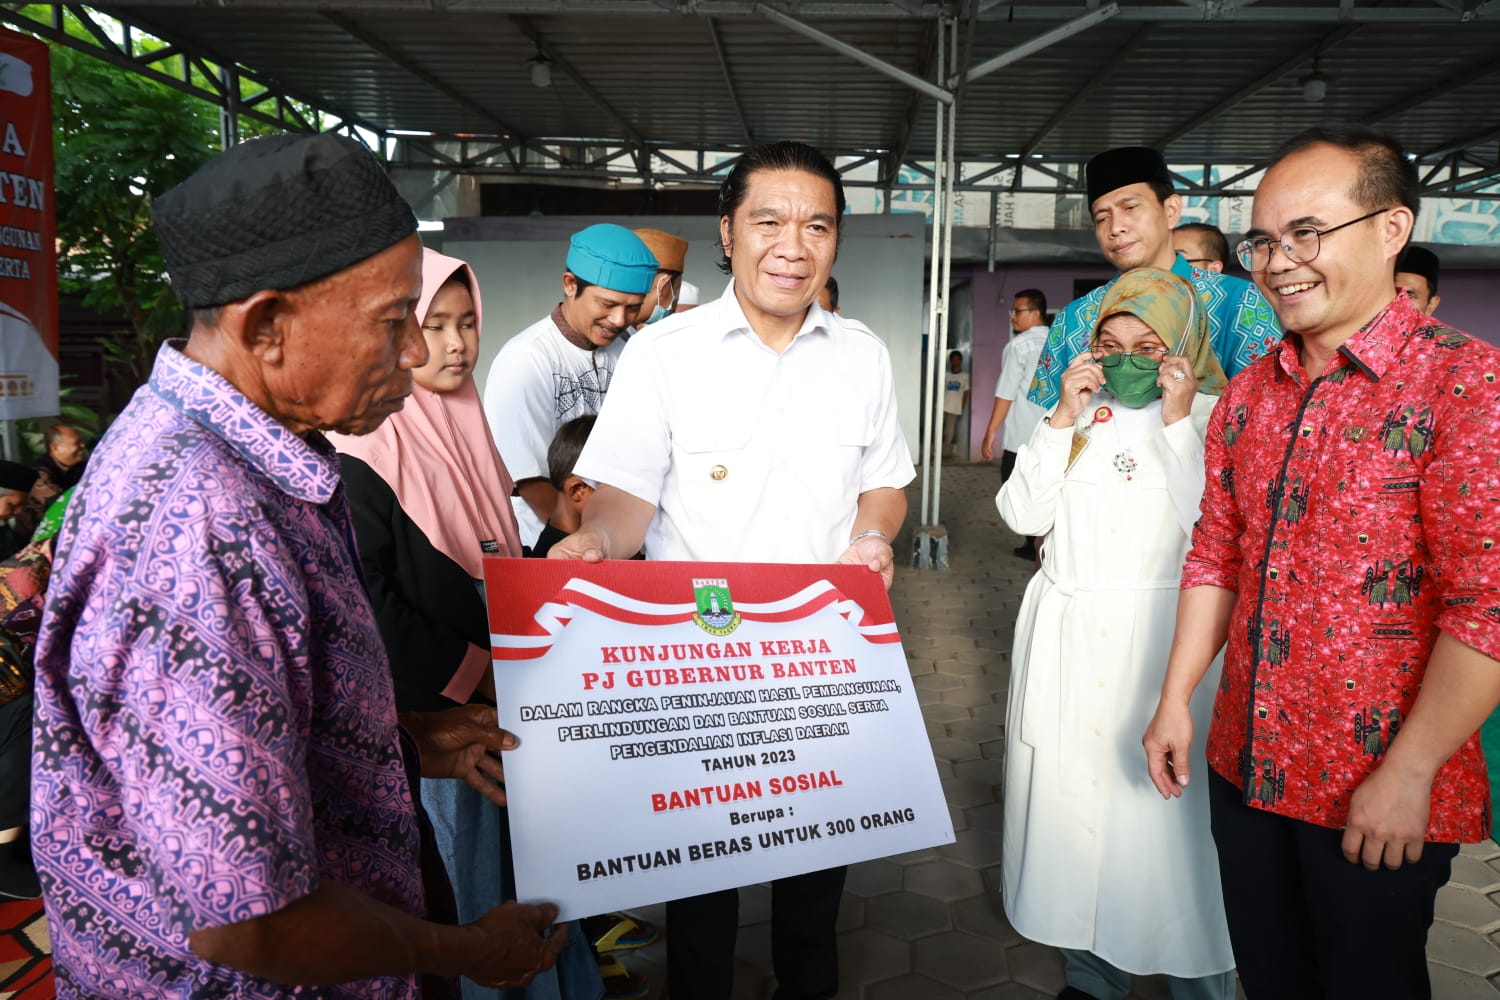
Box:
[0,28,55,420]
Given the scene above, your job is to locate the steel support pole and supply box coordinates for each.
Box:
[930,14,959,536]
[918,21,945,556]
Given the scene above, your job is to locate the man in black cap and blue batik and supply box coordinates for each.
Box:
[482,224,657,544]
[1396,244,1442,316]
[1026,147,1282,412]
[30,131,567,998]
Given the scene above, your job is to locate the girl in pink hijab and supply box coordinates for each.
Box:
[334,249,600,1000]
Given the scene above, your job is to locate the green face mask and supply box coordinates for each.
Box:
[1097,353,1163,408]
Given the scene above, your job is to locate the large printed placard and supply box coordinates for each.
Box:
[484,559,954,920]
[0,28,55,420]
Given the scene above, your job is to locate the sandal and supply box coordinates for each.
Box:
[584,912,660,953]
[596,954,649,1000]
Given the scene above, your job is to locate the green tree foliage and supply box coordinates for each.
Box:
[51,41,220,387]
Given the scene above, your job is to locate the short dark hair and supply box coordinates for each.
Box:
[547,414,597,491]
[1268,124,1419,220]
[1014,288,1047,315]
[1146,180,1175,204]
[1173,222,1229,265]
[564,272,594,298]
[824,275,839,310]
[717,141,846,274]
[948,350,963,362]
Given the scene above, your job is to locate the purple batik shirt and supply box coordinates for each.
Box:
[31,342,426,998]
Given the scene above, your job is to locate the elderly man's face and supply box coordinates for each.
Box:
[271,234,427,437]
[0,490,22,520]
[49,426,86,469]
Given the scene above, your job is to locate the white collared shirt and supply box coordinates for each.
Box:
[576,281,915,563]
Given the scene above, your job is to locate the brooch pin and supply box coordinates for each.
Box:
[1113,449,1137,482]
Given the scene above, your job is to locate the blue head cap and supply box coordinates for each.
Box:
[566,224,658,294]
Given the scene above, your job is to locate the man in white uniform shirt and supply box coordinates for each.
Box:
[552,140,913,1000]
[482,224,656,544]
[980,290,1049,469]
[980,288,1049,558]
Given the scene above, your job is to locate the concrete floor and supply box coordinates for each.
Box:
[609,462,1500,1000]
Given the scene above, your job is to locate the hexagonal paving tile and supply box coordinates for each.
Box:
[865,890,953,940]
[1463,840,1500,862]
[916,673,966,692]
[834,926,911,987]
[1004,940,1066,994]
[1438,885,1500,932]
[1429,920,1500,976]
[949,717,1005,742]
[843,859,903,898]
[971,701,1009,725]
[904,858,988,902]
[912,928,1011,990]
[865,973,967,1000]
[1428,963,1500,999]
[952,892,1023,945]
[955,757,1007,787]
[1452,856,1500,892]
[929,736,984,763]
[941,776,999,809]
[835,894,865,933]
[939,827,1002,870]
[965,801,1007,833]
[920,702,974,725]
[943,684,1000,707]
[941,658,989,677]
[969,984,1053,1000]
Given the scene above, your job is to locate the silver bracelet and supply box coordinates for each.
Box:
[849,529,892,545]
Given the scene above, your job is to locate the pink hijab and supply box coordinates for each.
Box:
[332,248,523,577]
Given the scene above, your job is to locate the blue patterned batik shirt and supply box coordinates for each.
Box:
[1026,254,1282,410]
[32,342,426,998]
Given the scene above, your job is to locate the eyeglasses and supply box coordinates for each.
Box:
[1235,208,1390,272]
[1095,345,1169,370]
[1009,306,1037,315]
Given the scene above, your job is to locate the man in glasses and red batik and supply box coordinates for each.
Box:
[1144,124,1500,999]
[1027,147,1280,414]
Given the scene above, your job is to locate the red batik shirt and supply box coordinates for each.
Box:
[1185,293,1500,842]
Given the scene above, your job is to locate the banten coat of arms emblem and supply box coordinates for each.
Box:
[692,578,741,635]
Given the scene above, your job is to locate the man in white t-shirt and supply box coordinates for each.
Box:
[980,289,1049,559]
[482,224,656,543]
[941,351,969,459]
[551,140,913,1000]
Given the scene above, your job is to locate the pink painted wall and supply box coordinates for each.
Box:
[965,263,1114,462]
[962,263,1500,462]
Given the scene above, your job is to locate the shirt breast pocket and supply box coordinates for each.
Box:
[795,410,874,509]
[673,418,761,523]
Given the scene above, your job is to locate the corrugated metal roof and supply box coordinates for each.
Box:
[95,0,1500,172]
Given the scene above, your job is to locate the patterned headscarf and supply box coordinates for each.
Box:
[1092,266,1229,395]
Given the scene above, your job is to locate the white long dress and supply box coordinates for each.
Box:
[996,390,1233,978]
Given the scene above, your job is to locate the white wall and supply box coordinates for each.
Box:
[442,212,927,459]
